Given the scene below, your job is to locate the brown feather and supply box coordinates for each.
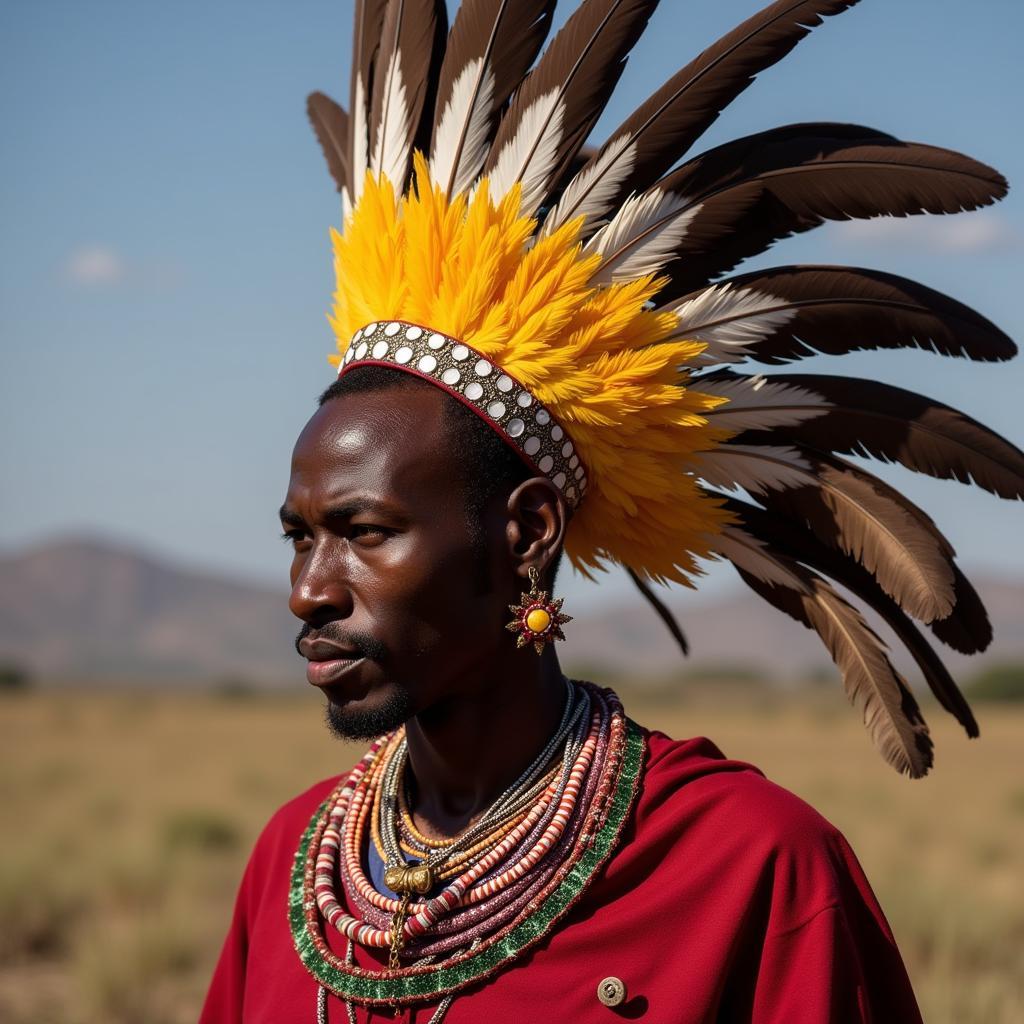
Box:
[348,0,389,193]
[430,0,555,195]
[482,0,659,206]
[666,122,1006,216]
[561,0,859,227]
[721,526,933,777]
[369,0,448,190]
[726,495,979,737]
[707,443,958,621]
[775,451,957,621]
[648,123,1008,299]
[730,372,1024,500]
[306,92,350,195]
[672,265,1016,364]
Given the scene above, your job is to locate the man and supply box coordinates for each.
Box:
[202,0,1021,1020]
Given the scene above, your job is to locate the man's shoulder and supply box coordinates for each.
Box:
[635,725,845,858]
[608,725,869,926]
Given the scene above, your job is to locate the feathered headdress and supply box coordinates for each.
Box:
[306,0,1021,777]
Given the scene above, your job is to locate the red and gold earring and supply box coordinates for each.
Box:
[506,566,573,654]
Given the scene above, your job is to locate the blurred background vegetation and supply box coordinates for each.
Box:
[1,670,1022,1024]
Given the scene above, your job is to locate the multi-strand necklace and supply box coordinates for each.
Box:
[290,680,644,1020]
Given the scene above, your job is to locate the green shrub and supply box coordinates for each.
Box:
[162,811,240,853]
[967,664,1024,703]
[0,662,31,691]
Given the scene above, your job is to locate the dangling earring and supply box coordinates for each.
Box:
[506,566,573,654]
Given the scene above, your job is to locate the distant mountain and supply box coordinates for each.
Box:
[0,537,300,684]
[1,535,1021,686]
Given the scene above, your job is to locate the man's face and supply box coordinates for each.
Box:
[281,385,509,739]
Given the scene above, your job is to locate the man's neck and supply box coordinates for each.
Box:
[402,649,567,840]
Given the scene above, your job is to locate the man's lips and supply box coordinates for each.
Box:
[299,636,368,688]
[299,636,363,662]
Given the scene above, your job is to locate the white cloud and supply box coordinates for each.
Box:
[64,245,126,286]
[824,210,1017,254]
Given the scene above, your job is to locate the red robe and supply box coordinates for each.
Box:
[201,728,923,1023]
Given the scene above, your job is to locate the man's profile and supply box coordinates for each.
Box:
[201,0,1021,1020]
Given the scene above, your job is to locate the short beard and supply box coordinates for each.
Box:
[324,687,414,742]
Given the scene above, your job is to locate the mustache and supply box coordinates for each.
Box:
[295,622,388,662]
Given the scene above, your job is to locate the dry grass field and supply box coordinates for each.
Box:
[1,686,1021,1023]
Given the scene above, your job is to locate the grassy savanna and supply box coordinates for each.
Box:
[1,686,1021,1023]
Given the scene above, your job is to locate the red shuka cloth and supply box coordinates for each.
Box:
[200,728,923,1023]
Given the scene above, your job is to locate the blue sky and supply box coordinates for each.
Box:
[2,0,1022,611]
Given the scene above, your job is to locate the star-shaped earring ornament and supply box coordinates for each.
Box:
[506,566,573,655]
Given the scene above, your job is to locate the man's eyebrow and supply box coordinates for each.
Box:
[278,499,404,525]
[322,498,404,520]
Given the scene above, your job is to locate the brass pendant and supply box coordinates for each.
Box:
[506,566,573,655]
[383,862,434,895]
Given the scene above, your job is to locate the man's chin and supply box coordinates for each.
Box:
[323,687,413,742]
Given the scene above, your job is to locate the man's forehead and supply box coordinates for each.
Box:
[288,387,458,504]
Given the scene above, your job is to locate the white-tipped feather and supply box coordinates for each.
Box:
[352,76,370,202]
[695,444,812,494]
[540,133,638,238]
[370,51,413,187]
[700,375,832,431]
[585,189,701,285]
[702,444,956,622]
[711,525,812,592]
[430,58,497,197]
[664,282,798,364]
[486,89,566,216]
[341,185,353,222]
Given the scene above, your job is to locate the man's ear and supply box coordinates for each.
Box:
[504,477,567,582]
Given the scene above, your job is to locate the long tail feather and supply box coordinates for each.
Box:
[641,123,1008,299]
[722,372,1024,500]
[696,444,957,621]
[725,495,979,736]
[710,522,933,776]
[482,0,659,216]
[369,0,448,191]
[349,0,389,205]
[544,0,859,234]
[430,0,555,197]
[664,265,1016,365]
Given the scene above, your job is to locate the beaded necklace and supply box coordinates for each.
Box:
[391,769,560,880]
[376,679,587,910]
[291,681,643,1018]
[321,683,593,950]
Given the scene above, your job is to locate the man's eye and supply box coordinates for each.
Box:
[281,530,307,546]
[351,524,389,541]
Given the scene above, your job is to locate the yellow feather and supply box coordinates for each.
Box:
[328,160,733,583]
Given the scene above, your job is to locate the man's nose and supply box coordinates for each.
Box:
[289,542,353,624]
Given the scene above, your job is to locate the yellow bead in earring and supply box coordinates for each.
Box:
[506,566,573,654]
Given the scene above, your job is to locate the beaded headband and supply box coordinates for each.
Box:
[337,320,588,511]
